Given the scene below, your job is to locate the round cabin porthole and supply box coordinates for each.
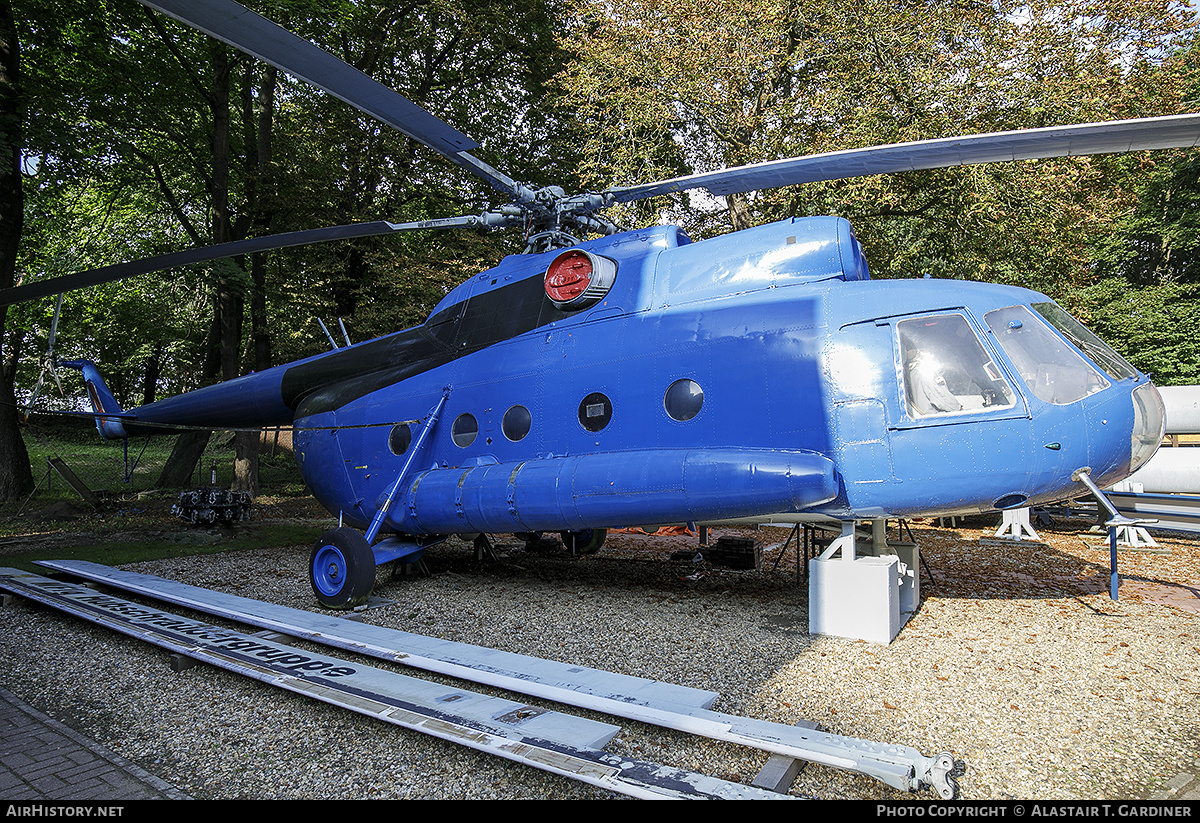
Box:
[503,404,532,442]
[664,379,704,422]
[451,413,478,447]
[388,423,412,455]
[578,392,612,432]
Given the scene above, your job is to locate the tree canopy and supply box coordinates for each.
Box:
[556,0,1200,379]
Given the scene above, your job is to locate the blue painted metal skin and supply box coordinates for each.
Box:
[65,214,1165,554]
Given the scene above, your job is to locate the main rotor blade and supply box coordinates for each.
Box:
[608,113,1200,202]
[0,217,488,307]
[137,0,519,194]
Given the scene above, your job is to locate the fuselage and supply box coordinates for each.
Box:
[115,216,1164,537]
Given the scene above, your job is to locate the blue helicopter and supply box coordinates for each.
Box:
[7,0,1196,608]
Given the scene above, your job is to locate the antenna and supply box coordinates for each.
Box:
[317,319,340,350]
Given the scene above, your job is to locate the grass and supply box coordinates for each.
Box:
[0,520,323,574]
[20,415,306,498]
[2,419,329,573]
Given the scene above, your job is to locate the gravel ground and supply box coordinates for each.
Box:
[1,501,1198,800]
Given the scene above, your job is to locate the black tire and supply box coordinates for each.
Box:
[561,528,606,554]
[309,527,375,609]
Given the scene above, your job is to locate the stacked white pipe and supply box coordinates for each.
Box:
[1123,385,1200,494]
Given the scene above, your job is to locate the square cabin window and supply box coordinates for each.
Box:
[897,314,1015,418]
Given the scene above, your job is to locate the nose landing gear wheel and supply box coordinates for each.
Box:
[310,527,375,609]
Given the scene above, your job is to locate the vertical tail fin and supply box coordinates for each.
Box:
[58,359,128,440]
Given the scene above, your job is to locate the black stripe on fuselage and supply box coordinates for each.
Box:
[282,270,572,418]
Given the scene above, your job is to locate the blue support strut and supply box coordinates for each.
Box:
[1109,525,1119,601]
[364,391,449,545]
[1072,468,1137,602]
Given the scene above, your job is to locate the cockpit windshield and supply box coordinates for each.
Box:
[897,314,1015,417]
[1031,302,1139,382]
[984,305,1111,405]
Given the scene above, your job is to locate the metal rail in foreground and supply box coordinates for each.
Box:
[1106,491,1200,535]
[0,567,785,800]
[26,560,962,799]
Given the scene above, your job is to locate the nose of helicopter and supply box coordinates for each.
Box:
[1083,380,1165,490]
[1024,378,1165,511]
[1128,381,1166,474]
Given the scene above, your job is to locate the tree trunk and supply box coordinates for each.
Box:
[156,42,240,491]
[727,192,755,233]
[231,63,277,499]
[155,430,211,489]
[0,0,33,501]
[140,344,162,406]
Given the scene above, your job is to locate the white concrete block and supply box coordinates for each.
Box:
[808,554,900,644]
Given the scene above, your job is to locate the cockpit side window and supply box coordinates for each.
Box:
[984,305,1110,405]
[897,314,1015,418]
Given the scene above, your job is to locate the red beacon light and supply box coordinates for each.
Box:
[544,249,617,310]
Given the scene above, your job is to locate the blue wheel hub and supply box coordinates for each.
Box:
[312,544,348,597]
[309,527,376,609]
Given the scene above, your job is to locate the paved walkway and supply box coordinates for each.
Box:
[1149,772,1200,802]
[0,686,189,800]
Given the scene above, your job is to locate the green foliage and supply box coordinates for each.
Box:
[10,0,579,402]
[0,520,320,573]
[1072,36,1200,383]
[557,0,1196,286]
[1065,278,1200,385]
[256,0,577,348]
[14,172,212,407]
[554,0,1200,377]
[1092,151,1200,287]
